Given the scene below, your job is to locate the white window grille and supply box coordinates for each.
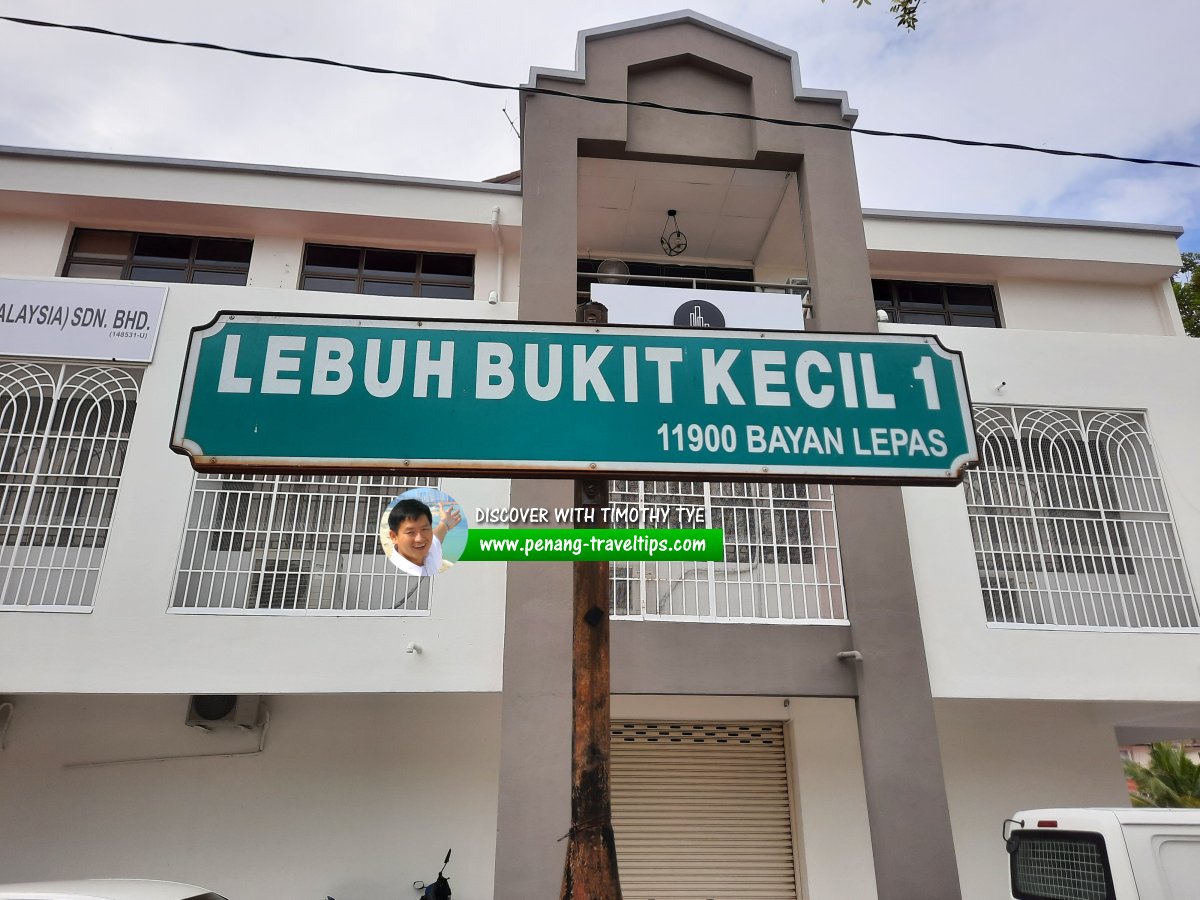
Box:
[966,406,1197,630]
[610,480,845,623]
[172,473,437,614]
[1,361,140,611]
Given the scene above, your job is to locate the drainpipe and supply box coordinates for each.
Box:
[489,206,504,304]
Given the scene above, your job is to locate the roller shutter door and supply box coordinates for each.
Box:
[611,721,798,900]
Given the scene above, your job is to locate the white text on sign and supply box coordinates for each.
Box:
[217,335,942,411]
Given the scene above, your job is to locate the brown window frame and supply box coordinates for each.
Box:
[873,278,1002,327]
[300,243,475,299]
[62,229,253,285]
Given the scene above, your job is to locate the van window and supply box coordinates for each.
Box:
[1156,836,1200,900]
[1010,830,1115,900]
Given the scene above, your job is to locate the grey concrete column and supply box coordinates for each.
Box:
[493,93,581,900]
[505,17,964,897]
[492,481,574,900]
[839,485,963,900]
[799,146,963,899]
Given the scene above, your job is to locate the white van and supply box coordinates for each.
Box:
[1004,808,1200,900]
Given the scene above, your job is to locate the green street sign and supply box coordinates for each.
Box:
[171,313,979,484]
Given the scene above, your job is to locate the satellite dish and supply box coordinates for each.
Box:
[596,259,630,285]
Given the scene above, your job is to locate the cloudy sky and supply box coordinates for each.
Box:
[0,0,1197,253]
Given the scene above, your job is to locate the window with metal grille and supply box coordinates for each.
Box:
[609,480,845,623]
[966,406,1197,629]
[172,473,437,614]
[0,362,140,610]
[1010,832,1115,900]
[301,244,474,299]
[62,229,252,285]
[873,278,1001,327]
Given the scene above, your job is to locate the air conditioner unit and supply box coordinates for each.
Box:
[785,277,812,301]
[248,550,343,610]
[185,695,261,731]
[760,276,810,298]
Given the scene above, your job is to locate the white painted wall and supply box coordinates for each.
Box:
[0,216,69,276]
[0,165,521,695]
[0,152,522,310]
[239,232,520,302]
[891,323,1200,702]
[997,277,1171,336]
[0,207,519,305]
[0,279,518,693]
[865,213,1185,336]
[864,214,1182,270]
[612,694,878,900]
[936,698,1130,900]
[0,153,522,228]
[0,693,501,900]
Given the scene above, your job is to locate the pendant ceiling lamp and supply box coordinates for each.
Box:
[660,209,687,257]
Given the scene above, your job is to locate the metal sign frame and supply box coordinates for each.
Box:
[171,311,979,485]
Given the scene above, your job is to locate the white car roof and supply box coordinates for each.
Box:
[1015,807,1200,826]
[0,880,223,900]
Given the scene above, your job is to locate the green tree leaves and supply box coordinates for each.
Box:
[1173,251,1200,337]
[1125,742,1200,808]
[823,0,922,30]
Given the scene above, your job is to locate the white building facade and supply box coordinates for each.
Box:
[0,12,1197,900]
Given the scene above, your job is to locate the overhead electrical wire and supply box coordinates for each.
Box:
[1,14,1198,170]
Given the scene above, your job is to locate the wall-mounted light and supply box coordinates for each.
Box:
[660,209,687,257]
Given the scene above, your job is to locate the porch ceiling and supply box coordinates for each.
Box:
[577,157,794,265]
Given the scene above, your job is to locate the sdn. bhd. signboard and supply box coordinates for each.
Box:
[171,313,978,484]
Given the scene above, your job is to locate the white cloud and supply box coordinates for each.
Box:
[0,0,1196,247]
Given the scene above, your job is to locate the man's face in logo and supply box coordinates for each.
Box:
[390,514,434,566]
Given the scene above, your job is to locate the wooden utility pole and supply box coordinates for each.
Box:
[561,302,623,900]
